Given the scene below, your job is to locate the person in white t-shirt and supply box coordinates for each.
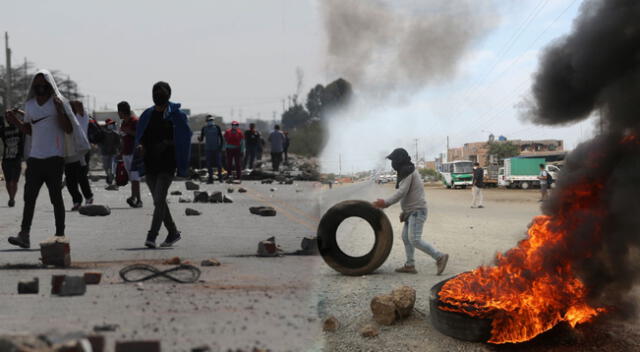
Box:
[538,164,549,202]
[5,72,73,249]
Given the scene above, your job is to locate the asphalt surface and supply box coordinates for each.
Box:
[0,175,326,352]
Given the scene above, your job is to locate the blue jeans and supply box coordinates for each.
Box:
[205,149,222,181]
[401,208,442,266]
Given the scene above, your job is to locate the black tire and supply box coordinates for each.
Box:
[429,276,492,342]
[317,200,393,276]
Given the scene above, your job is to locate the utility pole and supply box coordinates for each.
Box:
[24,57,28,94]
[339,153,342,177]
[5,32,12,109]
[414,138,419,163]
[446,136,450,162]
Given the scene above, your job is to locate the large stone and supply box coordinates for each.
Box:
[360,324,380,338]
[83,272,102,285]
[257,237,281,257]
[322,316,339,332]
[200,259,221,267]
[59,276,87,296]
[249,206,277,216]
[209,191,223,203]
[17,277,39,294]
[78,204,111,216]
[40,236,71,267]
[170,190,182,196]
[185,181,200,190]
[223,195,233,203]
[238,188,247,193]
[193,191,209,203]
[178,197,192,203]
[51,275,66,294]
[391,286,416,319]
[370,294,397,325]
[227,188,235,193]
[300,237,318,254]
[185,208,201,216]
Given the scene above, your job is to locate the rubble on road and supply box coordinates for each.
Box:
[209,191,223,203]
[370,286,417,325]
[79,204,111,216]
[179,197,192,203]
[115,340,161,352]
[323,316,340,332]
[185,208,201,216]
[261,179,274,184]
[200,258,221,267]
[227,187,235,193]
[270,188,277,192]
[40,236,71,267]
[59,276,87,296]
[51,275,66,294]
[93,323,119,332]
[84,272,102,285]
[296,237,319,255]
[249,206,277,217]
[163,257,181,265]
[17,277,39,294]
[257,237,283,257]
[238,187,247,193]
[185,181,200,190]
[193,191,209,203]
[223,195,233,203]
[170,190,182,196]
[360,324,380,338]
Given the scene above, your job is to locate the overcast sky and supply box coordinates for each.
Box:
[2,0,594,172]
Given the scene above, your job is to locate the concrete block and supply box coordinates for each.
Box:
[222,195,233,203]
[40,237,71,267]
[193,191,209,203]
[209,191,223,203]
[17,277,39,294]
[59,276,86,296]
[51,275,66,294]
[83,272,102,285]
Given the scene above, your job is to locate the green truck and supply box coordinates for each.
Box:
[498,158,559,189]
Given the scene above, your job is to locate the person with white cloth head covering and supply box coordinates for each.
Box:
[5,69,90,249]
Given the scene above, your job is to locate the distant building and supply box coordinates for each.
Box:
[447,139,564,166]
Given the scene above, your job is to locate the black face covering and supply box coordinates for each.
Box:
[33,84,51,97]
[387,148,415,189]
[153,90,170,107]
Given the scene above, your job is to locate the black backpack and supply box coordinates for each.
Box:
[546,172,553,186]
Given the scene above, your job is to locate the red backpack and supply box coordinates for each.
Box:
[115,160,129,186]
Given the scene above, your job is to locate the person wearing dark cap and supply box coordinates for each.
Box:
[373,148,449,275]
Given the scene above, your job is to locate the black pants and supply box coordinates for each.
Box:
[146,172,177,238]
[65,159,93,204]
[21,157,65,236]
[271,152,283,172]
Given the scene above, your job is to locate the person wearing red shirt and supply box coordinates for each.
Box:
[118,101,142,207]
[223,121,244,181]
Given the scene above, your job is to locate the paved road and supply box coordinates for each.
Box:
[0,176,326,352]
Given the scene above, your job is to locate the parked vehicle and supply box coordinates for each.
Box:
[483,164,500,188]
[498,158,559,189]
[439,160,473,189]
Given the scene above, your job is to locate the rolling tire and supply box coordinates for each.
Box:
[520,181,530,190]
[317,200,393,276]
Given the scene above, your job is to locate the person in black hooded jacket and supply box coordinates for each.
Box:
[373,148,449,275]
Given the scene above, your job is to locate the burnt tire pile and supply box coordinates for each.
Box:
[317,200,393,276]
[429,276,492,342]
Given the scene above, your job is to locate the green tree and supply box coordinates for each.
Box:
[287,120,326,157]
[486,141,520,163]
[281,103,310,130]
[305,84,325,118]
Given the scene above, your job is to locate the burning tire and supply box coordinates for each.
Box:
[317,200,393,276]
[429,275,492,342]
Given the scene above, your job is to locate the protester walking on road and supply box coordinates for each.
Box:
[64,101,94,210]
[244,123,261,170]
[470,162,484,209]
[373,148,449,275]
[118,101,142,207]
[1,113,25,207]
[224,121,244,181]
[198,115,224,183]
[268,124,285,172]
[98,119,120,185]
[6,69,90,248]
[538,163,551,202]
[136,81,192,248]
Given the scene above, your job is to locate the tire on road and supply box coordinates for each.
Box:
[317,200,393,276]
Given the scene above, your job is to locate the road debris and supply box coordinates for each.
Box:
[40,236,71,267]
[164,257,181,265]
[257,237,283,257]
[84,272,102,285]
[79,204,111,216]
[323,316,340,332]
[185,208,201,216]
[209,191,223,203]
[119,263,201,283]
[370,286,417,325]
[170,190,182,196]
[51,275,66,294]
[249,206,277,217]
[93,323,119,332]
[179,197,192,203]
[193,191,209,203]
[360,324,380,338]
[59,276,87,296]
[227,187,235,193]
[200,258,221,267]
[391,286,416,319]
[115,340,161,352]
[238,187,247,193]
[185,181,200,190]
[297,237,318,255]
[223,195,233,203]
[17,277,39,294]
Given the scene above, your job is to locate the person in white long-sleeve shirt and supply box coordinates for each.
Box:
[373,148,449,275]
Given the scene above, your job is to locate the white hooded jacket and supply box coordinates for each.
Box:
[23,69,90,162]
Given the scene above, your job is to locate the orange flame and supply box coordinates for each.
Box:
[438,181,607,344]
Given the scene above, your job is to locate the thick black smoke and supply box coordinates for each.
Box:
[530,0,640,316]
[527,0,640,130]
